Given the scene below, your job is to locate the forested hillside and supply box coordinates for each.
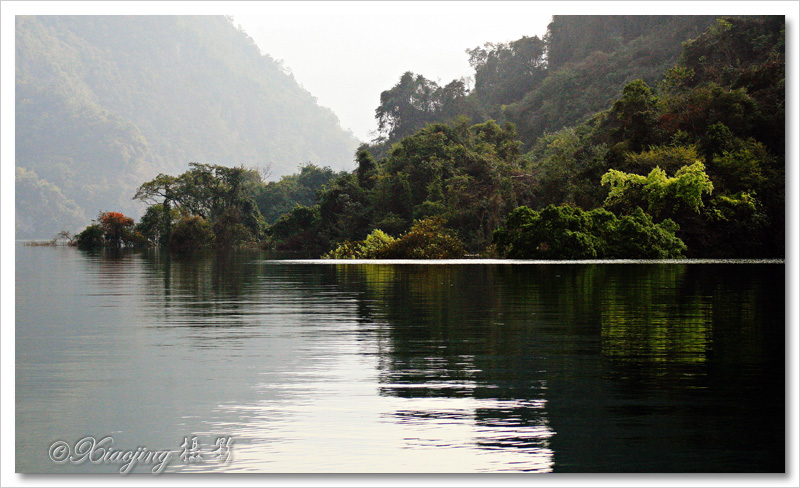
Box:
[266,16,784,259]
[40,15,786,260]
[15,16,359,238]
[370,16,718,155]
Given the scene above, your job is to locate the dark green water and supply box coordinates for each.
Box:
[15,244,785,473]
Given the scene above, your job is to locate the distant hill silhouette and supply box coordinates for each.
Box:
[16,15,359,238]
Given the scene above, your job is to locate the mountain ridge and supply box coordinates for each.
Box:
[15,15,360,238]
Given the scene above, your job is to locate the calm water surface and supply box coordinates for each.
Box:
[15,244,785,473]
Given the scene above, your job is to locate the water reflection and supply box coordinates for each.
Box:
[327,262,784,472]
[16,245,783,473]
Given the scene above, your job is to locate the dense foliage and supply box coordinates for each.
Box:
[268,119,532,256]
[64,15,784,260]
[493,204,686,259]
[318,15,784,259]
[16,15,359,239]
[323,217,464,259]
[254,164,345,224]
[367,16,718,155]
[132,163,266,249]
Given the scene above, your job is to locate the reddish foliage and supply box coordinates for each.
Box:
[99,212,134,229]
[98,211,135,245]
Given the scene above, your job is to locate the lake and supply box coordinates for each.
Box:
[15,243,785,473]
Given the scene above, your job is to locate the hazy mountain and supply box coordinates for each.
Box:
[15,15,360,238]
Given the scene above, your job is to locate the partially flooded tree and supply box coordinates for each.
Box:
[134,163,266,248]
[98,211,135,247]
[133,173,181,246]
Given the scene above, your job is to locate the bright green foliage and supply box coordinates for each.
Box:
[602,162,714,221]
[323,218,465,260]
[378,217,465,259]
[322,229,397,259]
[493,204,686,259]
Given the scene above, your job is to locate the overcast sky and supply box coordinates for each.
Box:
[231,3,552,142]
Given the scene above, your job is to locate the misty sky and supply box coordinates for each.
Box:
[231,3,552,142]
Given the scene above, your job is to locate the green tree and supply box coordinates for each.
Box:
[254,163,341,224]
[135,163,266,247]
[168,215,214,251]
[605,79,660,152]
[136,203,180,245]
[322,229,397,259]
[377,217,465,259]
[374,72,471,142]
[375,72,442,141]
[466,35,547,106]
[325,217,464,260]
[356,148,378,189]
[493,204,685,259]
[268,205,328,254]
[133,173,181,246]
[75,224,105,250]
[601,162,714,221]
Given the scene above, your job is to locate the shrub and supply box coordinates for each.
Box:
[377,217,465,259]
[323,217,465,259]
[493,204,686,259]
[75,224,105,250]
[168,216,214,251]
[323,229,397,259]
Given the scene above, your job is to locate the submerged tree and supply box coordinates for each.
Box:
[133,173,181,246]
[97,211,136,247]
[134,163,266,249]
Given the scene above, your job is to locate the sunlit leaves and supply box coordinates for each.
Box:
[602,162,713,220]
